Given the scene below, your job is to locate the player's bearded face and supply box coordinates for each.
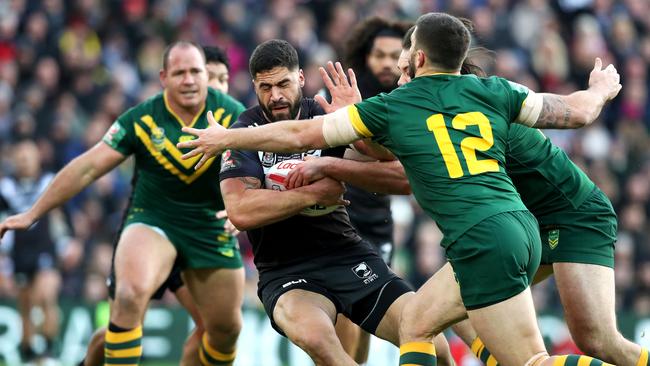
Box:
[367,36,402,88]
[161,45,208,112]
[255,67,304,122]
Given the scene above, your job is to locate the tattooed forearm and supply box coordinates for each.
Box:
[237,176,261,190]
[535,94,572,129]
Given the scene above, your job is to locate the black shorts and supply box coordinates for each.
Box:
[11,249,57,287]
[367,238,394,266]
[107,266,184,301]
[258,241,412,336]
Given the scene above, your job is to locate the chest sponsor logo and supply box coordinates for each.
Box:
[352,262,378,284]
[282,278,307,288]
[151,127,166,151]
[260,151,323,172]
[548,229,560,250]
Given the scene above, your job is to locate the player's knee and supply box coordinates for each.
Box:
[572,329,620,358]
[399,301,433,341]
[204,315,242,341]
[113,282,150,312]
[290,327,335,355]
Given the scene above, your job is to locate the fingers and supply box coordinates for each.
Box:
[216,210,228,219]
[303,155,316,161]
[319,66,336,91]
[181,148,203,160]
[207,110,217,127]
[326,61,340,86]
[314,94,330,111]
[335,62,348,86]
[348,68,357,89]
[181,126,201,137]
[195,154,210,170]
[338,197,351,206]
[594,57,602,71]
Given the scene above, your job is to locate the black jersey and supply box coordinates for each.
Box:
[0,174,56,257]
[219,98,362,272]
[344,72,394,245]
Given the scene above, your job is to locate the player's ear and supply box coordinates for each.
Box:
[417,50,426,69]
[298,69,305,88]
[159,68,166,86]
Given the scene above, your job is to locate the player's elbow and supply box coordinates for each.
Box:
[226,211,254,231]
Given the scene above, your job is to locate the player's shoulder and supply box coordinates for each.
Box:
[206,88,245,113]
[298,98,325,118]
[232,105,264,129]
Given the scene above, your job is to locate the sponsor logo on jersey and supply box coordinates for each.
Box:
[352,262,379,284]
[220,150,238,172]
[282,279,307,288]
[261,152,276,167]
[151,127,166,151]
[103,121,125,147]
[548,229,560,250]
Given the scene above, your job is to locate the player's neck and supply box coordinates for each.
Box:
[415,66,461,78]
[164,91,206,126]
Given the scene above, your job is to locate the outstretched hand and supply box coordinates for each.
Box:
[589,57,622,102]
[0,212,36,239]
[176,110,227,170]
[315,61,362,113]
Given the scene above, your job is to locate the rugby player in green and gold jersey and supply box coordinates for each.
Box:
[392,26,648,366]
[0,41,245,366]
[177,12,621,366]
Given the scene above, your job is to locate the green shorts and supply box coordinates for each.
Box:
[539,188,616,268]
[123,209,242,270]
[446,210,541,310]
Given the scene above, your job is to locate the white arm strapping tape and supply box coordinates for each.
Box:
[322,108,360,147]
[516,91,544,127]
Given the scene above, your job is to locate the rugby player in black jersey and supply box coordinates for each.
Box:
[218,39,451,366]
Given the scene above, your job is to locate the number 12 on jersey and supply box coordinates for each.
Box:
[426,112,499,179]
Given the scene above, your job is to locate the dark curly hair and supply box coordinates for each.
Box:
[249,39,298,79]
[343,16,413,72]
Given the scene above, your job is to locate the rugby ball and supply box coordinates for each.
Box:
[265,159,339,217]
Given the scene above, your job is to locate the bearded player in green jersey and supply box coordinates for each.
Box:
[177,12,621,366]
[391,26,648,366]
[0,41,245,366]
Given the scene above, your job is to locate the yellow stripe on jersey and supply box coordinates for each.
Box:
[140,115,201,170]
[163,90,206,129]
[135,123,215,184]
[347,105,373,137]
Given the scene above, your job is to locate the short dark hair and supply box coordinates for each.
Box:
[402,26,415,49]
[414,12,471,71]
[162,40,205,70]
[344,16,413,71]
[203,46,230,71]
[249,39,299,79]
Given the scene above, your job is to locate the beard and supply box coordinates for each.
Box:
[260,90,303,122]
[408,53,417,80]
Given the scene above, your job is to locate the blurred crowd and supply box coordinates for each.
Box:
[0,0,649,318]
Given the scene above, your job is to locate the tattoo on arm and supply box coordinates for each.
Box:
[237,177,262,190]
[535,95,572,128]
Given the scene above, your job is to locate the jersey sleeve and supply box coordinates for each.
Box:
[500,78,533,123]
[218,121,264,182]
[347,94,390,138]
[102,110,137,156]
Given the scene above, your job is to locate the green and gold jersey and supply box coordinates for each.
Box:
[507,124,595,222]
[102,88,245,228]
[349,74,530,247]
